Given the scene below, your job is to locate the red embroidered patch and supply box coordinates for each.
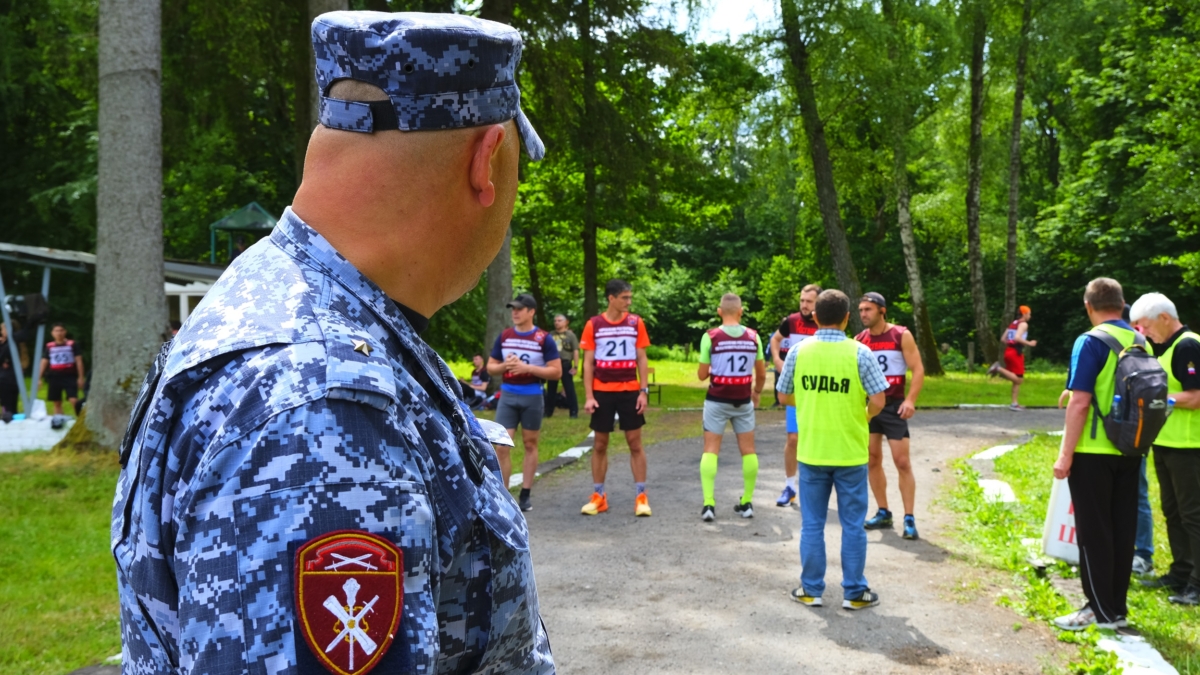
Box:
[295,531,403,675]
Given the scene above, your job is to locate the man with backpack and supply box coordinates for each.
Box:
[1053,278,1167,630]
[1132,293,1200,606]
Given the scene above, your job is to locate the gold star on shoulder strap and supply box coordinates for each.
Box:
[352,339,373,357]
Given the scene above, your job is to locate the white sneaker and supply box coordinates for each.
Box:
[1132,555,1154,577]
[1053,606,1096,631]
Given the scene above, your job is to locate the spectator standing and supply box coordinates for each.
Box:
[1052,278,1142,630]
[0,323,17,416]
[41,323,84,416]
[1131,293,1200,605]
[988,305,1037,410]
[1125,303,1158,576]
[776,289,888,610]
[545,314,580,418]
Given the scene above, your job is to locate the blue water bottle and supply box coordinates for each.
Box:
[1112,394,1122,419]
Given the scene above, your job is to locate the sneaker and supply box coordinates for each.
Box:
[635,493,652,517]
[776,484,798,507]
[1140,575,1186,594]
[1169,586,1200,606]
[987,362,1001,377]
[519,494,533,512]
[843,589,880,610]
[790,588,823,607]
[581,492,608,516]
[902,515,919,540]
[1096,616,1129,630]
[864,509,893,530]
[1131,555,1154,577]
[1053,606,1096,631]
[734,501,754,519]
[1009,403,1026,411]
[701,505,715,522]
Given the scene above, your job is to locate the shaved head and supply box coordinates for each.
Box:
[719,293,742,313]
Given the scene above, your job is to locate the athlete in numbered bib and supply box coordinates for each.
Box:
[988,305,1037,410]
[856,292,925,540]
[580,278,653,517]
[488,293,562,512]
[768,283,821,507]
[40,323,85,416]
[697,293,766,521]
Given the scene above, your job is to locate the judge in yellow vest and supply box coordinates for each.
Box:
[1132,292,1200,606]
[1053,278,1144,630]
[776,290,887,610]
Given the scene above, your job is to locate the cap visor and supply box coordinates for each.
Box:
[515,108,545,161]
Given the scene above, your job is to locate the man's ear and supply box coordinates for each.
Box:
[469,124,508,208]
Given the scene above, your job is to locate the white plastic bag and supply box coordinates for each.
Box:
[29,399,48,421]
[1042,477,1079,565]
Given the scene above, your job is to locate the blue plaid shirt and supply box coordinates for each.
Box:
[112,209,554,675]
[775,328,889,397]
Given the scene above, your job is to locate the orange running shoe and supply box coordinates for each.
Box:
[635,493,652,517]
[581,492,608,515]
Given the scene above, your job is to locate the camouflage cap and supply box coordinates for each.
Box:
[312,11,545,161]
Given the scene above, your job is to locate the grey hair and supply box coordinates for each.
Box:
[1130,292,1178,322]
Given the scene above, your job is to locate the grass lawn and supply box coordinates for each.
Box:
[0,449,122,674]
[945,435,1199,673]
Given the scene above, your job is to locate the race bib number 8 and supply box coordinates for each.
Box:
[874,350,906,376]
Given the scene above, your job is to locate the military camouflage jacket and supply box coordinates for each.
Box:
[112,208,554,674]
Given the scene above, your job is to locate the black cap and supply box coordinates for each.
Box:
[861,292,887,309]
[506,293,537,310]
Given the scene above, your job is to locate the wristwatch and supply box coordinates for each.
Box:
[640,387,650,394]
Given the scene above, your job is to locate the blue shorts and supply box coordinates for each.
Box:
[786,405,797,434]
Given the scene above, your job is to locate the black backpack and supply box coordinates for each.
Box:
[1087,329,1170,457]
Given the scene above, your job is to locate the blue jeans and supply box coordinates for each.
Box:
[1136,456,1154,560]
[798,462,870,599]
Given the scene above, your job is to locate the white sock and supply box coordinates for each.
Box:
[787,474,798,491]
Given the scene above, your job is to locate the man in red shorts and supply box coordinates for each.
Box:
[989,305,1037,410]
[580,279,653,517]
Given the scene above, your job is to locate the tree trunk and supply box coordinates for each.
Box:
[523,228,544,326]
[481,0,516,374]
[965,4,997,363]
[893,136,944,375]
[90,0,169,448]
[1003,0,1032,327]
[292,0,312,186]
[779,0,862,329]
[578,0,601,319]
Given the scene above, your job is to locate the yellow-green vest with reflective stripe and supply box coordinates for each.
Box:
[793,338,869,466]
[1155,331,1200,449]
[1076,323,1138,456]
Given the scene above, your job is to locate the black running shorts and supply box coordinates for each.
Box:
[590,390,645,433]
[869,399,910,440]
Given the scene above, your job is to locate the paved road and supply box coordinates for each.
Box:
[526,409,1069,674]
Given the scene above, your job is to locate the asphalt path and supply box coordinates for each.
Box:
[525,408,1070,674]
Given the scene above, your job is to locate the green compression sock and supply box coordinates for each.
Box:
[741,453,759,504]
[700,452,719,506]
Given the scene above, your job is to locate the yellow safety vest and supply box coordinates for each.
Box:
[1155,331,1200,449]
[1075,323,1138,456]
[792,338,869,466]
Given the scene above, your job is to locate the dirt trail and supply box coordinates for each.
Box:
[526,409,1070,674]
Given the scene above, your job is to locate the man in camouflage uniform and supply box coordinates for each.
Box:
[112,12,554,674]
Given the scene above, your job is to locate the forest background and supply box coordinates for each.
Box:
[4,0,1200,373]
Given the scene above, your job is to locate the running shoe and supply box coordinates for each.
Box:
[734,501,754,519]
[790,588,822,607]
[842,589,880,610]
[1009,403,1026,411]
[581,492,608,516]
[1140,574,1186,593]
[1169,586,1200,606]
[519,494,533,512]
[776,484,798,507]
[864,508,893,530]
[1053,606,1095,631]
[701,505,715,522]
[635,493,652,517]
[1131,555,1154,577]
[902,515,918,540]
[987,362,1001,377]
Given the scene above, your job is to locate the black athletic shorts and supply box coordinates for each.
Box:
[590,390,645,433]
[46,372,79,401]
[869,399,910,440]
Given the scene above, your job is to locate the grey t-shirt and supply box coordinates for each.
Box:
[552,329,579,363]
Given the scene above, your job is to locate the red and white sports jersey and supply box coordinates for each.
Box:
[855,325,908,400]
[46,340,78,374]
[588,314,643,384]
[707,327,760,401]
[778,312,819,355]
[498,327,550,385]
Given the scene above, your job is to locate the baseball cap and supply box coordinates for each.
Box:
[506,293,537,310]
[861,292,887,308]
[311,12,545,161]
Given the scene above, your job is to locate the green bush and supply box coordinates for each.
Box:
[645,344,696,362]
